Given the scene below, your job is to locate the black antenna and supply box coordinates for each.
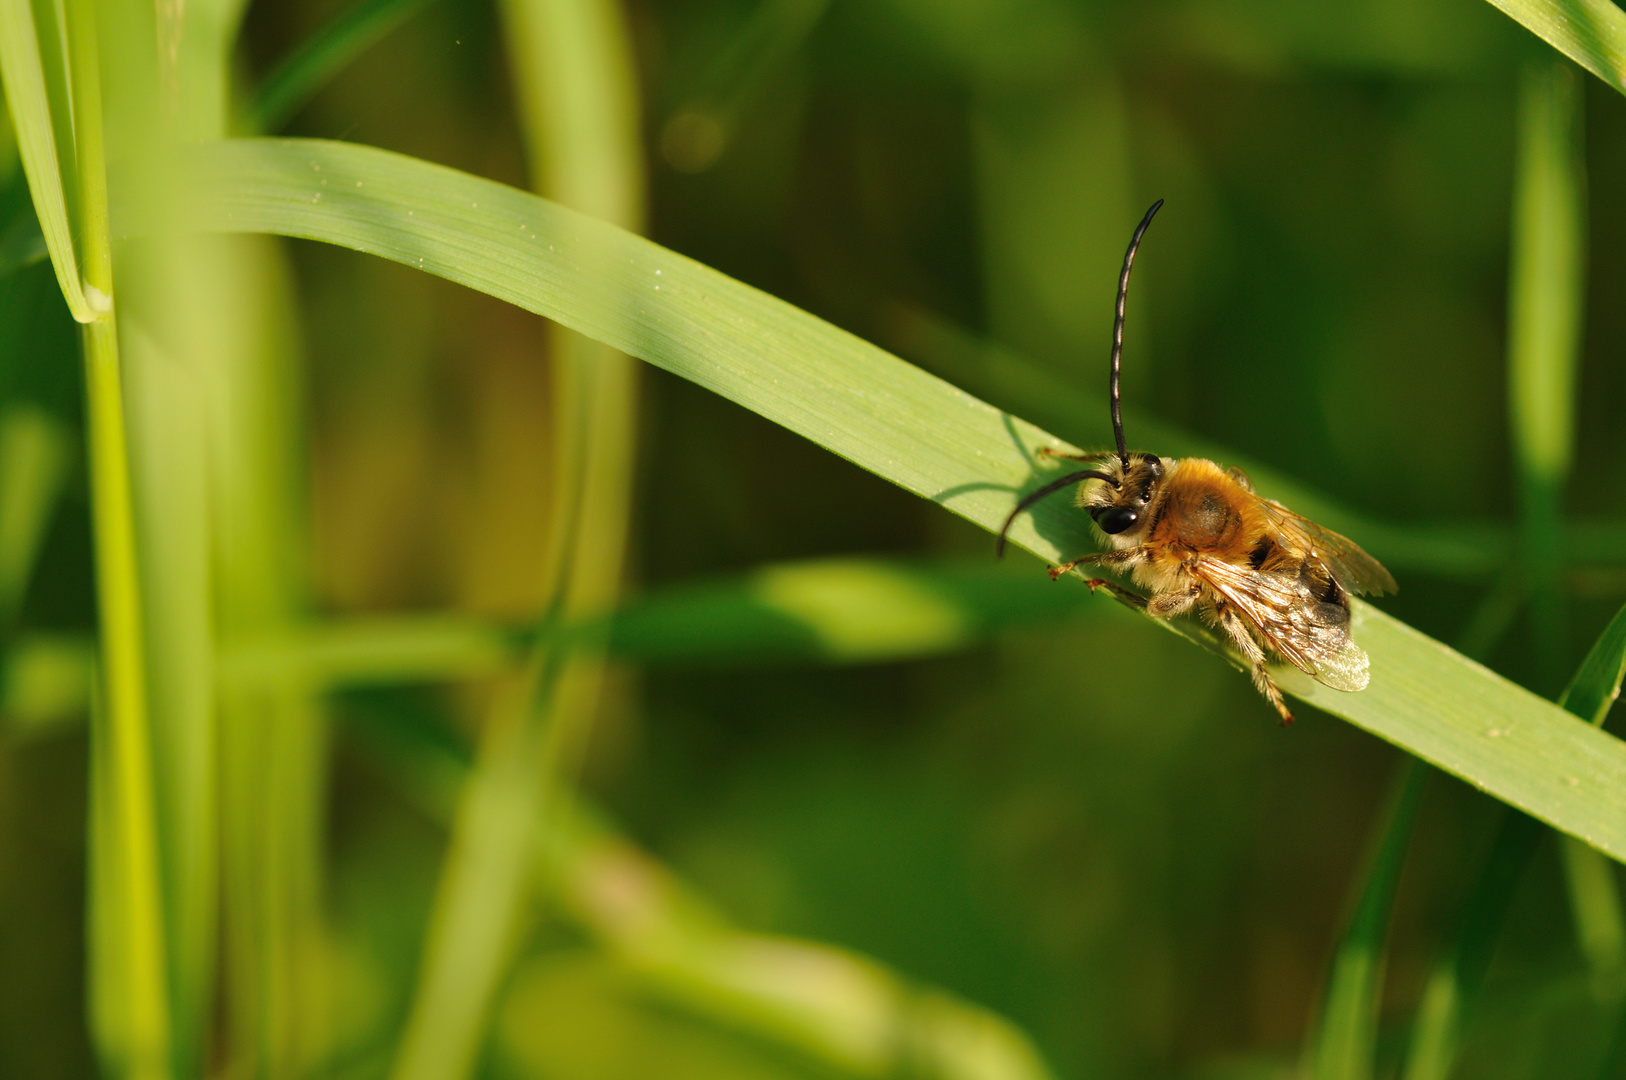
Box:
[1110,199,1163,467]
[995,469,1118,558]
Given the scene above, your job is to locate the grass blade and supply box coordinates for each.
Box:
[0,0,98,320]
[1559,603,1626,730]
[1508,56,1586,692]
[1478,0,1626,96]
[389,0,646,1077]
[0,404,70,624]
[215,557,1107,690]
[1306,759,1429,1080]
[1558,602,1626,994]
[883,303,1519,579]
[247,0,438,133]
[347,703,1060,1080]
[127,135,1626,865]
[658,0,831,172]
[1402,604,1626,1079]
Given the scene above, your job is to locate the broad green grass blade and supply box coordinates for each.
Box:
[1479,0,1626,95]
[247,0,438,133]
[0,404,70,624]
[129,136,1626,864]
[1306,760,1429,1080]
[0,0,98,320]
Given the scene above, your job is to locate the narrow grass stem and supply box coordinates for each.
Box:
[68,0,173,1071]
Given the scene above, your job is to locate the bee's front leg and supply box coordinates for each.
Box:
[1084,578,1147,609]
[1048,547,1143,581]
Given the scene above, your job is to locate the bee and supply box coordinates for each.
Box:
[996,200,1396,724]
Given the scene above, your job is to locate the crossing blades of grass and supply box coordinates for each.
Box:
[1402,601,1626,1080]
[1558,600,1626,992]
[121,135,1626,866]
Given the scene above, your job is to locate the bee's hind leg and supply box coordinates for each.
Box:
[1146,585,1202,619]
[1215,603,1295,726]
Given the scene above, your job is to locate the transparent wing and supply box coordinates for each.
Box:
[1257,499,1398,596]
[1191,555,1371,692]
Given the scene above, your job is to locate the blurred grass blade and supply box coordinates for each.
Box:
[1508,56,1585,691]
[0,211,47,277]
[347,707,1060,1080]
[1306,759,1428,1080]
[1501,54,1622,1002]
[1479,0,1626,96]
[0,0,96,319]
[247,0,438,133]
[390,0,646,1077]
[0,404,70,624]
[1,633,94,737]
[659,0,829,172]
[217,558,1104,690]
[135,136,1626,864]
[1400,815,1544,1080]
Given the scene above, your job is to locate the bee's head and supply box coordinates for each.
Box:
[1080,453,1165,543]
[993,199,1166,560]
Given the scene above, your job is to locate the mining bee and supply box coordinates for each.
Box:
[996,200,1396,724]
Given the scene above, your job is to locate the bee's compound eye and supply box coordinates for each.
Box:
[1094,505,1139,535]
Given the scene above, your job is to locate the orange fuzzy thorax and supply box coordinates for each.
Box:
[1131,458,1271,593]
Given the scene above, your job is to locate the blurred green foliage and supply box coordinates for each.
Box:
[2,0,1626,1078]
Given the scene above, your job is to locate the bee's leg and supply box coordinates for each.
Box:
[1084,578,1147,609]
[1049,548,1143,581]
[1146,585,1202,619]
[1215,603,1295,726]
